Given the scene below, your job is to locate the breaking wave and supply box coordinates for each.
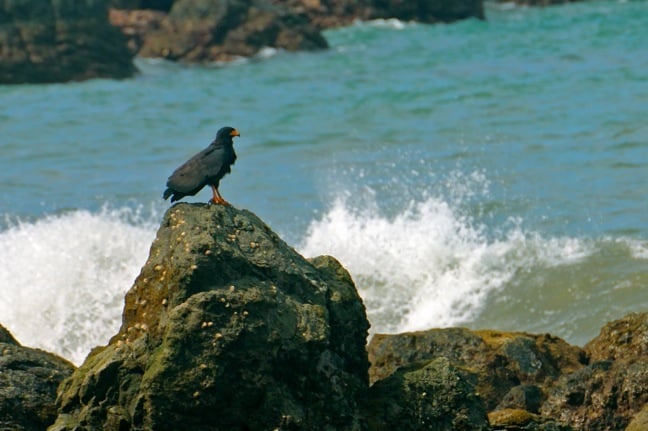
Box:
[299,195,647,340]
[0,206,157,365]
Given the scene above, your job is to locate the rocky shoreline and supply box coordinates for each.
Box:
[1,0,589,84]
[1,203,646,430]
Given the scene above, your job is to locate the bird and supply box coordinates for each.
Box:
[163,126,240,205]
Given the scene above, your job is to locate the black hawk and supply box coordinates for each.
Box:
[163,126,240,205]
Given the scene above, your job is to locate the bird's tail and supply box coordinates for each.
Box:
[163,188,173,200]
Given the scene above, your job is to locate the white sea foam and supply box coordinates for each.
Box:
[0,207,156,365]
[1,199,641,365]
[355,18,410,30]
[299,196,598,335]
[625,238,648,259]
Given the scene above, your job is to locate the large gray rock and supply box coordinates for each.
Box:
[49,203,369,431]
[0,325,75,431]
[0,0,136,84]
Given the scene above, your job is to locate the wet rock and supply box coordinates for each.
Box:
[366,357,490,431]
[269,0,485,29]
[488,408,538,428]
[625,404,648,431]
[108,0,484,62]
[49,203,369,431]
[493,0,583,6]
[488,408,569,431]
[541,313,648,431]
[368,328,586,410]
[0,325,75,431]
[496,384,544,413]
[0,324,18,344]
[110,0,328,63]
[0,0,136,84]
[109,0,174,10]
[584,312,647,364]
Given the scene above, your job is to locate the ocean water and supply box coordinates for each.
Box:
[1,1,647,365]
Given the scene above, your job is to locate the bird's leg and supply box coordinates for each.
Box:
[209,185,231,206]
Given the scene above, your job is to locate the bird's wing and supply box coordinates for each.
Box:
[198,145,227,178]
[166,146,224,193]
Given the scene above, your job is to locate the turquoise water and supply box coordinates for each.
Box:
[1,1,647,364]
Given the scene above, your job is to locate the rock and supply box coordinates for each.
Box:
[538,313,648,431]
[0,0,136,84]
[366,357,490,431]
[49,203,369,431]
[109,0,328,63]
[108,9,167,55]
[270,0,485,29]
[540,313,648,431]
[0,324,18,344]
[493,0,582,6]
[109,0,484,61]
[584,312,647,364]
[0,325,75,431]
[496,384,544,413]
[368,328,586,410]
[368,317,648,431]
[488,408,538,428]
[540,360,648,431]
[368,0,485,24]
[109,0,174,9]
[625,404,648,431]
[488,408,568,431]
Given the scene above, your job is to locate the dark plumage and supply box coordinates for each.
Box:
[163,126,240,205]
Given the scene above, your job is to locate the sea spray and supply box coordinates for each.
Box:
[301,192,645,341]
[300,196,515,333]
[0,206,156,365]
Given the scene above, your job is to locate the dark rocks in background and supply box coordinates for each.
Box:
[267,0,485,29]
[109,0,174,10]
[494,0,583,6]
[49,203,369,431]
[110,0,328,63]
[0,325,75,431]
[368,0,485,24]
[108,0,485,63]
[1,0,485,81]
[109,9,168,55]
[0,0,136,84]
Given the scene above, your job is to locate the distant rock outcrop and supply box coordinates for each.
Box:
[494,0,582,5]
[49,203,369,431]
[0,325,75,431]
[0,0,136,84]
[110,0,328,63]
[261,0,486,29]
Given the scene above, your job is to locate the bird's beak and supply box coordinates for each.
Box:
[230,129,240,137]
